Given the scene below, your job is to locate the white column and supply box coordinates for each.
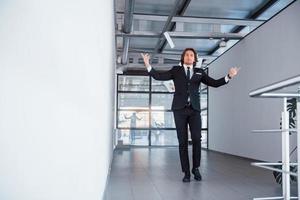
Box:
[297,88,300,199]
[282,97,290,200]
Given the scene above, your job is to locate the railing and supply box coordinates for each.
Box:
[249,75,300,200]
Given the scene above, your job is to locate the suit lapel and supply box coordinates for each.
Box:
[180,65,200,81]
[180,66,188,81]
[190,67,201,80]
[190,67,196,80]
[190,67,198,81]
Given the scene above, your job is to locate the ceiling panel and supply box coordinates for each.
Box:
[184,0,266,18]
[134,0,178,15]
[115,0,297,71]
[129,37,158,49]
[257,0,295,20]
[133,19,165,32]
[163,38,219,54]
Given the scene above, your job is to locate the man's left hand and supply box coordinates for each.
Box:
[228,67,240,79]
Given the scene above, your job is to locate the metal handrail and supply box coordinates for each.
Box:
[252,129,297,133]
[249,74,300,200]
[249,75,300,97]
[251,162,298,177]
[258,93,300,98]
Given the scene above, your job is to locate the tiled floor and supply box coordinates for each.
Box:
[104,147,297,200]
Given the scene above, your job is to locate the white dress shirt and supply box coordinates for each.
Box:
[183,64,193,78]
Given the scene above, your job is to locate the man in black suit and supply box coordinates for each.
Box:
[141,48,239,182]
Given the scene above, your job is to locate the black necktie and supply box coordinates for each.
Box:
[186,66,191,105]
[187,66,190,80]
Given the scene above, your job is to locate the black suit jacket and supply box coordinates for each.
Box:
[148,65,228,111]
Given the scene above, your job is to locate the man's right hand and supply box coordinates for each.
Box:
[140,53,151,68]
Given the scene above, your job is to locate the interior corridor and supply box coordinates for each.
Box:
[105,148,298,200]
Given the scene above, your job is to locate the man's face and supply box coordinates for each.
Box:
[183,50,195,65]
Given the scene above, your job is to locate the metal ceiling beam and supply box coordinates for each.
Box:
[152,0,191,55]
[122,0,135,65]
[117,48,217,61]
[158,49,207,55]
[123,0,135,34]
[117,13,265,27]
[117,63,177,69]
[122,37,130,64]
[208,0,279,56]
[117,52,217,60]
[158,0,191,53]
[116,30,245,40]
[172,16,264,26]
[118,48,208,55]
[168,31,245,39]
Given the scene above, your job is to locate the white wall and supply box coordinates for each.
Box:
[0,0,115,200]
[208,1,300,161]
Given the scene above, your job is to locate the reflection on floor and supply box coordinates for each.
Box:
[105,147,297,200]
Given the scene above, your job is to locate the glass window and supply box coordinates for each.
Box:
[201,110,207,129]
[151,111,175,128]
[116,74,209,148]
[151,93,173,110]
[151,78,175,92]
[118,111,149,128]
[118,76,149,91]
[200,94,207,110]
[117,129,149,145]
[200,86,208,131]
[151,130,178,146]
[118,93,149,109]
[201,130,208,149]
[200,85,208,93]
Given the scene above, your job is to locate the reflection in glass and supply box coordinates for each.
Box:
[201,97,207,110]
[116,74,209,148]
[118,111,149,128]
[117,129,149,145]
[151,111,175,128]
[201,110,207,129]
[151,93,173,110]
[118,76,149,91]
[152,78,175,92]
[151,130,178,146]
[201,130,208,148]
[200,87,208,131]
[118,93,149,109]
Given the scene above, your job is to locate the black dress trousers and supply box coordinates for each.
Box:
[173,105,202,173]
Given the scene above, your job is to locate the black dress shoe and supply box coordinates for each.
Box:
[192,168,202,181]
[182,173,191,182]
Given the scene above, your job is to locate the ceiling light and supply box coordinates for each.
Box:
[163,32,175,48]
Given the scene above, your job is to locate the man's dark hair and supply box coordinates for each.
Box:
[180,48,198,67]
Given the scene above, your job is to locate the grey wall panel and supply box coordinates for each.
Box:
[208,1,300,161]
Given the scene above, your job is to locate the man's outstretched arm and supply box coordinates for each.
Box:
[141,53,173,81]
[201,67,240,88]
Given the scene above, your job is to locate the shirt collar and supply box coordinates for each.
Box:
[183,64,193,69]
